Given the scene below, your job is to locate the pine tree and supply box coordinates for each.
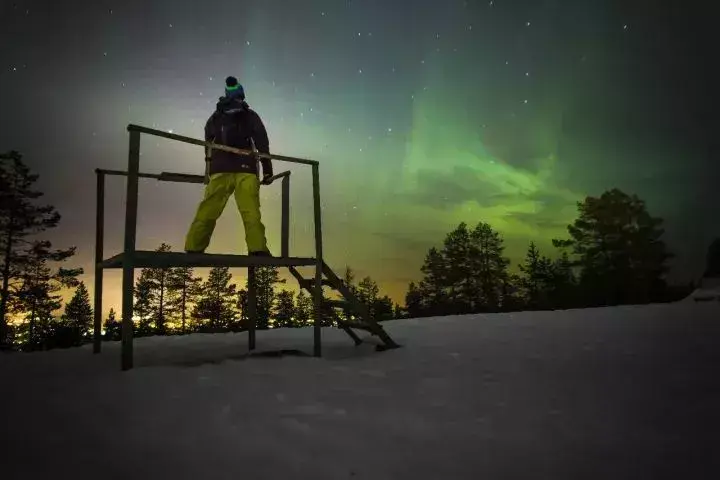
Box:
[236,288,249,331]
[357,276,380,317]
[63,282,93,345]
[251,266,285,330]
[144,243,172,334]
[343,266,359,297]
[0,151,78,347]
[392,302,404,320]
[417,247,449,315]
[294,291,312,327]
[373,295,394,321]
[547,251,577,308]
[166,265,201,333]
[468,222,511,311]
[104,308,121,341]
[440,222,475,313]
[192,267,237,331]
[518,242,555,309]
[133,269,154,336]
[274,290,296,328]
[404,282,424,318]
[553,188,672,305]
[11,240,81,349]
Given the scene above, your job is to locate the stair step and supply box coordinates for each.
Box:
[298,278,334,290]
[339,321,374,332]
[323,299,350,309]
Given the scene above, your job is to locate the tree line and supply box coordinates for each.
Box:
[1,150,717,350]
[404,188,704,317]
[103,243,398,340]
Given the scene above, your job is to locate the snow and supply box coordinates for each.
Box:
[2,302,720,479]
[685,276,720,302]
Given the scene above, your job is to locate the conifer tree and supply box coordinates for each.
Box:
[251,266,285,330]
[104,308,121,341]
[192,267,237,331]
[63,281,93,345]
[554,188,672,305]
[274,290,296,328]
[166,265,202,333]
[294,291,312,327]
[0,151,79,347]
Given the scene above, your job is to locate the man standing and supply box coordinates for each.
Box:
[185,76,274,256]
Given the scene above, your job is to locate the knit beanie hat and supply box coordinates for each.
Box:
[225,76,245,99]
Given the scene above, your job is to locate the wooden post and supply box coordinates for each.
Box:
[247,266,257,350]
[281,175,290,257]
[121,130,141,370]
[311,164,323,357]
[93,171,105,354]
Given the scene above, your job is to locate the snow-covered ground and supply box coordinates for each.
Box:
[2,302,719,479]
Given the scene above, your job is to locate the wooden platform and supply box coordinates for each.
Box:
[100,251,318,269]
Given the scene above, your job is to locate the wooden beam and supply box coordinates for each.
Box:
[311,163,323,357]
[127,124,319,166]
[247,267,257,350]
[92,171,104,354]
[157,172,205,184]
[100,251,317,269]
[121,130,141,371]
[281,174,290,257]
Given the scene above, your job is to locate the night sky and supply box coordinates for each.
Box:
[1,0,716,313]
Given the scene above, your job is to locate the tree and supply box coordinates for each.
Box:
[251,266,285,330]
[343,266,360,298]
[357,276,380,317]
[133,269,154,336]
[294,291,312,327]
[144,243,173,334]
[236,288,249,331]
[63,282,93,345]
[373,295,394,321]
[166,265,202,333]
[704,238,720,277]
[192,266,237,331]
[404,282,424,318]
[11,240,81,349]
[407,221,511,316]
[417,247,450,315]
[0,151,77,347]
[518,242,555,309]
[104,308,121,341]
[274,290,296,328]
[439,222,475,313]
[547,251,578,308]
[553,188,672,306]
[468,222,511,311]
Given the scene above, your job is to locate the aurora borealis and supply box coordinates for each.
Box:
[1,0,716,312]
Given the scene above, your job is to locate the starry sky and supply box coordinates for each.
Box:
[1,0,717,313]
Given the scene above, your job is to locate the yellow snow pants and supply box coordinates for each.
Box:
[185,172,269,254]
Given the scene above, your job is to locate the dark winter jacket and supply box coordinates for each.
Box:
[204,97,272,177]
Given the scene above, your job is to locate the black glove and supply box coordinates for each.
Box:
[261,173,274,185]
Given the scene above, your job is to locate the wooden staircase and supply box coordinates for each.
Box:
[288,263,400,351]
